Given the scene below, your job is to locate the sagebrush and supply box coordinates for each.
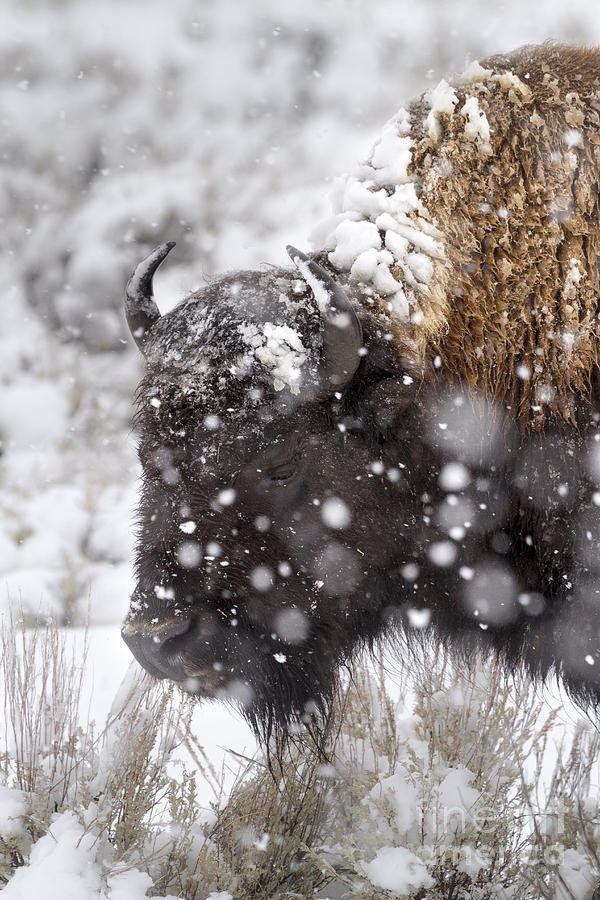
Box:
[1,618,600,898]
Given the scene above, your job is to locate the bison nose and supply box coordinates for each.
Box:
[121,615,193,682]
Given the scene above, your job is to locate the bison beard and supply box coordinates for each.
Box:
[122,43,600,743]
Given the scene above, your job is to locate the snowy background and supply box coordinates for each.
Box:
[3,0,600,896]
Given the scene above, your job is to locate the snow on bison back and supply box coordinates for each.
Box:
[121,43,600,739]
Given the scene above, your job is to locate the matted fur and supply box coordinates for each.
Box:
[396,43,600,429]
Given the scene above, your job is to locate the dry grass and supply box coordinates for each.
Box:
[1,617,600,898]
[1,613,90,809]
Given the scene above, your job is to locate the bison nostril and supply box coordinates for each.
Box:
[122,614,194,681]
[151,616,194,649]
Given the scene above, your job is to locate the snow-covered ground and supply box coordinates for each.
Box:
[3,0,600,896]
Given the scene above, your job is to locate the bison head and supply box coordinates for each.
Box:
[121,243,434,736]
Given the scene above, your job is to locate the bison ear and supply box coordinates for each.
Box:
[125,242,175,351]
[286,245,363,395]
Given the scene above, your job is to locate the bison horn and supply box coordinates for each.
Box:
[286,245,363,393]
[125,241,175,350]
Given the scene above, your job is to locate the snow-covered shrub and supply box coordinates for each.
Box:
[0,616,332,898]
[0,616,212,898]
[2,619,600,899]
[313,654,600,898]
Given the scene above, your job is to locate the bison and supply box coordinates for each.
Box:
[122,43,600,740]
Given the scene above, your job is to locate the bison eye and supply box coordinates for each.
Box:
[269,453,301,484]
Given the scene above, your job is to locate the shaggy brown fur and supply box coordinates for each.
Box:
[402,43,600,429]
